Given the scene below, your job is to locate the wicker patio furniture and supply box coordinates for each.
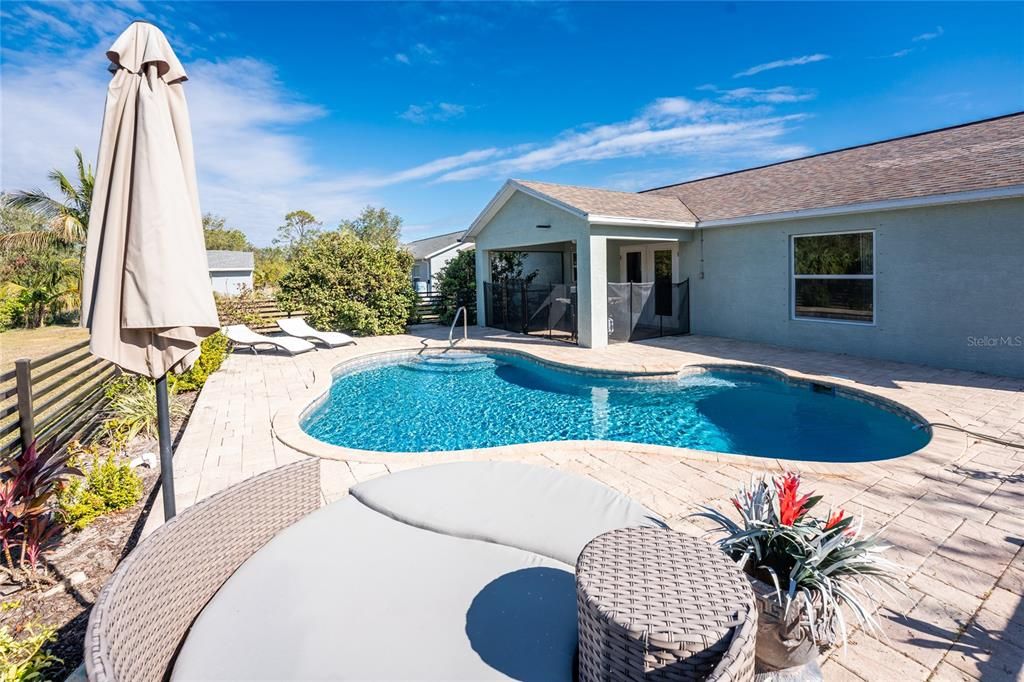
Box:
[84,458,321,682]
[576,527,757,682]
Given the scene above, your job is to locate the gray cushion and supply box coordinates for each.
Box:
[172,496,577,681]
[351,461,664,566]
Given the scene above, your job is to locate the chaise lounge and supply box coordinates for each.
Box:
[276,317,357,348]
[222,324,316,355]
[86,460,755,681]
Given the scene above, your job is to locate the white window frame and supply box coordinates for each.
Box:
[790,229,876,326]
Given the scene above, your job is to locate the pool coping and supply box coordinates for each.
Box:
[271,341,967,479]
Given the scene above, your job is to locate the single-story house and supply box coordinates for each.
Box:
[207,249,254,296]
[405,230,473,293]
[465,112,1024,377]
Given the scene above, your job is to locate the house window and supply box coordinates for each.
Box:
[792,231,874,324]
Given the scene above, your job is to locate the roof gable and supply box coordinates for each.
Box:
[466,179,697,238]
[404,230,467,260]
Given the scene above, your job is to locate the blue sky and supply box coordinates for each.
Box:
[2,1,1022,245]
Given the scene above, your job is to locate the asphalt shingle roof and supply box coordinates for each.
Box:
[643,113,1024,221]
[404,230,466,260]
[206,250,254,270]
[515,179,697,223]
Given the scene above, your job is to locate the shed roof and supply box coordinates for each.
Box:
[404,230,467,260]
[206,250,254,271]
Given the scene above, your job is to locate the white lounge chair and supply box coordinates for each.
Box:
[277,318,356,348]
[223,324,315,355]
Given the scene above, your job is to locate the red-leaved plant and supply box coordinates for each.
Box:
[0,439,81,582]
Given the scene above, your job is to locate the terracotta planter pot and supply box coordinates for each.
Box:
[747,577,819,672]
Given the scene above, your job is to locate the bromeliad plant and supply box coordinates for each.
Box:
[694,472,902,650]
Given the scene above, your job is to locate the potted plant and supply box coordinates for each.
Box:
[694,472,901,673]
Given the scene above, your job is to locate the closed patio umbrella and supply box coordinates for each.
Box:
[82,21,219,521]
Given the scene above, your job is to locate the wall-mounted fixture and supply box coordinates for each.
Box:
[536,224,551,229]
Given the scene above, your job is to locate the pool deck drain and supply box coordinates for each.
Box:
[154,326,1024,681]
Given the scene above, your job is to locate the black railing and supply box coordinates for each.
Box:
[607,279,690,343]
[484,281,577,343]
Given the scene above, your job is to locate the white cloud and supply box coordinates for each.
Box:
[913,26,944,42]
[391,42,440,66]
[399,102,466,123]
[707,86,816,104]
[890,48,913,58]
[433,97,811,182]
[734,53,830,78]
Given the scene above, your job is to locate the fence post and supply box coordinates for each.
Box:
[15,358,33,453]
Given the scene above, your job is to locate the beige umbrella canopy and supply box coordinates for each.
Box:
[82,21,219,380]
[82,22,219,520]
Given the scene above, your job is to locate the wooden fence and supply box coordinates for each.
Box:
[245,299,305,335]
[0,340,119,460]
[412,292,476,325]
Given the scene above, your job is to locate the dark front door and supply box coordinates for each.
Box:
[654,248,673,317]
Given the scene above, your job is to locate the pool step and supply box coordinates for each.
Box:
[402,352,496,372]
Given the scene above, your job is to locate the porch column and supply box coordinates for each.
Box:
[576,235,608,348]
[474,246,488,328]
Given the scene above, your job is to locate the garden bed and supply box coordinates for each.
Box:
[1,391,197,680]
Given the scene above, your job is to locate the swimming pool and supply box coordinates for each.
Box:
[301,351,930,461]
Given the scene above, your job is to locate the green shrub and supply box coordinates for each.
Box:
[434,249,476,325]
[104,375,186,441]
[0,293,25,331]
[57,452,143,531]
[0,623,59,682]
[169,332,229,392]
[277,228,415,336]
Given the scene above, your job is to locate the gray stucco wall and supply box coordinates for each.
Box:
[210,271,253,296]
[685,198,1024,377]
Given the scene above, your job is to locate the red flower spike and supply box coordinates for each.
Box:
[775,472,814,526]
[825,509,846,530]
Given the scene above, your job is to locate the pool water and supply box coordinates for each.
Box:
[302,351,930,461]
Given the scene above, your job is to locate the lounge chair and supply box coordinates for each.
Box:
[277,317,356,348]
[222,324,315,355]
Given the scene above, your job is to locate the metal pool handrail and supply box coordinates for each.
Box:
[448,306,468,346]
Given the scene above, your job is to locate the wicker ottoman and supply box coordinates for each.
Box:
[576,527,756,682]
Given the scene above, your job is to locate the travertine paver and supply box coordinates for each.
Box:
[152,326,1024,681]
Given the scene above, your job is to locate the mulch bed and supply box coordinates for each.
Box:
[0,391,198,680]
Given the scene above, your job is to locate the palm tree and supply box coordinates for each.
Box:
[1,148,94,252]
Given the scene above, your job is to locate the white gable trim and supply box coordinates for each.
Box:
[465,180,697,240]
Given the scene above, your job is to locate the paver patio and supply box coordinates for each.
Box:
[156,326,1024,681]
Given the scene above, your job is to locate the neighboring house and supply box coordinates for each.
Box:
[207,250,254,296]
[405,230,472,292]
[466,113,1024,377]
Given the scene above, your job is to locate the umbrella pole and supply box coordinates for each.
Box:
[155,374,177,519]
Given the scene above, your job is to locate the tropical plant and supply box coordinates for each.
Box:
[1,149,93,254]
[104,375,187,442]
[277,228,415,336]
[3,252,79,328]
[693,472,901,650]
[339,206,402,245]
[57,446,143,531]
[0,623,60,682]
[0,439,81,579]
[434,248,476,325]
[274,210,322,252]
